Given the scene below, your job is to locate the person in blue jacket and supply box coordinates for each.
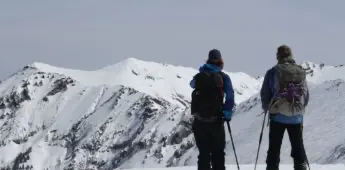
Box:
[189,49,235,170]
[260,45,309,170]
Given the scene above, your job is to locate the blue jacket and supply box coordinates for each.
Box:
[260,66,309,124]
[190,64,235,111]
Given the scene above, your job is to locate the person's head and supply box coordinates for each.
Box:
[276,44,293,60]
[206,49,224,68]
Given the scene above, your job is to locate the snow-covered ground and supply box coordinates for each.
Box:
[124,164,345,170]
[0,58,345,169]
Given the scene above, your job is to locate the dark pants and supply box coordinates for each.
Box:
[192,119,226,170]
[266,121,307,170]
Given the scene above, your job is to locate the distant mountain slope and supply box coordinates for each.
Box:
[302,61,345,85]
[27,58,261,104]
[0,58,344,169]
[0,58,260,169]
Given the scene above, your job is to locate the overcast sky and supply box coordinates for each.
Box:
[1,0,345,80]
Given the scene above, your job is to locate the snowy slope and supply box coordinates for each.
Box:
[302,61,345,85]
[0,58,345,169]
[124,164,345,170]
[28,58,261,104]
[0,58,260,170]
[189,62,345,166]
[119,61,345,168]
[189,79,345,166]
[124,79,345,168]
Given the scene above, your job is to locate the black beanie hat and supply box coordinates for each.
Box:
[277,45,292,58]
[208,49,222,61]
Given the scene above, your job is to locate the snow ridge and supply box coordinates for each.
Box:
[301,61,345,85]
[28,58,261,104]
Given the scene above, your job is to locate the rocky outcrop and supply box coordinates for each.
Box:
[326,144,345,163]
[0,87,31,110]
[0,78,193,169]
[47,77,75,96]
[12,147,33,170]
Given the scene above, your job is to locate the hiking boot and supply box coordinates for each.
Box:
[294,162,307,170]
[266,165,279,170]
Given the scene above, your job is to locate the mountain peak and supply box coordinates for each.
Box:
[24,58,198,87]
[29,58,145,73]
[28,58,182,76]
[16,57,262,105]
[29,62,85,74]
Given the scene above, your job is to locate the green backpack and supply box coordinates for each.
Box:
[269,62,308,116]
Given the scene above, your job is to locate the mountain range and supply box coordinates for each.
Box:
[0,58,344,170]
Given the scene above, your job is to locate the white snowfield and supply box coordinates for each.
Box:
[0,58,345,169]
[124,164,345,170]
[29,58,261,104]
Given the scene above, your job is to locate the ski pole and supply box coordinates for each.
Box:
[254,111,267,170]
[306,158,311,170]
[226,121,240,170]
[303,124,311,170]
